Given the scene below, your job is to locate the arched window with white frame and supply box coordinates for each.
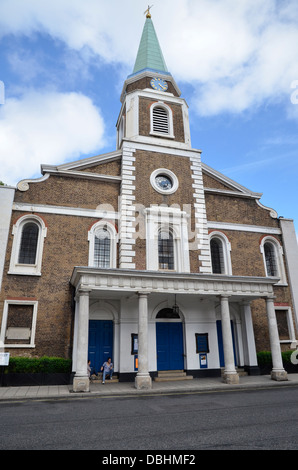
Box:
[150,102,174,138]
[88,221,117,268]
[8,214,47,276]
[145,206,190,273]
[260,236,287,284]
[209,232,232,275]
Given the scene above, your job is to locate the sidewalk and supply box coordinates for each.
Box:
[1,373,298,401]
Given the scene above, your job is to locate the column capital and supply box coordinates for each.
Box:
[219,294,231,301]
[265,295,276,303]
[138,291,151,297]
[77,287,92,297]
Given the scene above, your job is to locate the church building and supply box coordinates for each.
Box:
[1,12,298,392]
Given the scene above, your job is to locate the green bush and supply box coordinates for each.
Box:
[6,357,72,374]
[257,350,295,366]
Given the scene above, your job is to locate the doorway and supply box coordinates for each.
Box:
[156,320,184,371]
[88,320,113,374]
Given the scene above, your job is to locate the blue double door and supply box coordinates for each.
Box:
[88,320,113,375]
[156,322,184,371]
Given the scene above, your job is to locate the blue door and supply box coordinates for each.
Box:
[88,320,113,374]
[156,322,184,370]
[216,320,237,367]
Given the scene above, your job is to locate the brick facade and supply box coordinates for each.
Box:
[0,19,297,386]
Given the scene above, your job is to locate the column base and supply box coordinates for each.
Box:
[222,371,239,384]
[73,376,90,392]
[135,374,152,390]
[271,369,288,381]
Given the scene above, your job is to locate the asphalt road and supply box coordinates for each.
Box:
[1,386,298,451]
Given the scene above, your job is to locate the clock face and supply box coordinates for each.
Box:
[150,77,168,91]
[155,175,173,190]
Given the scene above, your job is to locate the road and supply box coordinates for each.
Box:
[1,386,298,451]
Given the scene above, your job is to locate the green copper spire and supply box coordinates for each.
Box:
[130,15,169,77]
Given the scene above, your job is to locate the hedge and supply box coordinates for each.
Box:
[257,350,295,366]
[5,356,72,374]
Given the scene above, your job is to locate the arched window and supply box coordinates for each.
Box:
[158,229,174,270]
[145,206,190,272]
[18,222,39,264]
[209,232,232,275]
[264,242,278,277]
[260,236,287,284]
[94,228,111,268]
[9,215,47,275]
[88,221,117,269]
[150,102,174,138]
[156,308,180,319]
[210,238,224,274]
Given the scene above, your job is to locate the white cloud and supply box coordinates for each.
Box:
[1,0,298,117]
[0,90,105,186]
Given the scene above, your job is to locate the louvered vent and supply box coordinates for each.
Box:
[152,106,169,134]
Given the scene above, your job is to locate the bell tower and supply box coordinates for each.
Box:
[117,11,191,149]
[117,12,212,275]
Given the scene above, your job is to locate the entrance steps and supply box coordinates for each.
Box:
[90,373,119,383]
[154,370,193,382]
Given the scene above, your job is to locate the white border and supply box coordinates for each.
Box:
[260,236,287,285]
[150,168,179,195]
[8,214,47,276]
[0,300,38,348]
[88,221,118,268]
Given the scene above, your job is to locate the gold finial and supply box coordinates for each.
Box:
[144,5,153,18]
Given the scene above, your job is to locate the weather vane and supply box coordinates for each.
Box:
[144,5,153,18]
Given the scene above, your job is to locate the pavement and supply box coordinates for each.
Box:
[1,373,298,402]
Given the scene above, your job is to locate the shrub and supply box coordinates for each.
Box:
[257,350,296,366]
[6,357,72,374]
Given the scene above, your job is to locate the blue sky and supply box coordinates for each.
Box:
[0,0,298,233]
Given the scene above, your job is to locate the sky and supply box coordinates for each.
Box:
[0,0,298,232]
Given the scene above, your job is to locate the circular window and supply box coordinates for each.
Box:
[150,168,178,195]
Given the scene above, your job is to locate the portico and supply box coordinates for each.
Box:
[70,267,287,392]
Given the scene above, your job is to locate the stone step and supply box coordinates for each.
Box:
[154,375,193,382]
[91,374,119,383]
[154,370,193,382]
[157,370,187,377]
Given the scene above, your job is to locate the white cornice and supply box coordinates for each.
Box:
[41,149,122,173]
[122,139,201,156]
[208,221,281,234]
[13,202,119,220]
[202,162,262,197]
[40,169,121,183]
[70,266,278,300]
[204,188,262,199]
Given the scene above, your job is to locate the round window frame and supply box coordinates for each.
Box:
[150,168,179,195]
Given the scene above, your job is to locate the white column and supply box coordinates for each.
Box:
[266,297,288,381]
[241,301,258,372]
[73,289,90,392]
[135,292,152,390]
[220,296,239,384]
